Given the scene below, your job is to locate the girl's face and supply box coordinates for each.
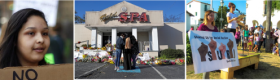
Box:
[207,12,215,22]
[230,5,236,12]
[17,15,50,64]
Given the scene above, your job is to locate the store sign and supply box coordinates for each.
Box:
[100,12,148,22]
[100,12,118,22]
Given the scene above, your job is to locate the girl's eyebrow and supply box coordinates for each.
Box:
[25,27,48,30]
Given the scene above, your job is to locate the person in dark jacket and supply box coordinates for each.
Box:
[130,35,139,69]
[115,33,125,71]
[123,33,132,70]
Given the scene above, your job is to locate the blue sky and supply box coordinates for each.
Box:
[75,1,185,22]
[186,0,246,14]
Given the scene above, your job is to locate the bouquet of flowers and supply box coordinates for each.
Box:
[82,54,88,59]
[108,59,114,64]
[105,43,112,47]
[175,58,184,65]
[102,47,106,50]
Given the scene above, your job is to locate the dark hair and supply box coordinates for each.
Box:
[0,8,48,68]
[228,2,235,8]
[130,35,139,54]
[124,33,130,38]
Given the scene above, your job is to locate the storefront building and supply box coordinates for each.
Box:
[75,1,185,57]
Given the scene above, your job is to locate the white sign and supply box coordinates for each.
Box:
[188,31,239,74]
[13,0,58,27]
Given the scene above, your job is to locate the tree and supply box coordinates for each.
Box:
[164,14,183,22]
[265,0,280,52]
[265,1,280,13]
[215,6,228,31]
[75,11,85,23]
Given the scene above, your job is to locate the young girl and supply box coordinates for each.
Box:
[243,27,249,50]
[0,8,50,68]
[248,32,254,51]
[254,33,260,52]
[235,27,240,46]
[273,43,279,55]
[220,29,225,32]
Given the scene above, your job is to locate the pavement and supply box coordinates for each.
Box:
[75,62,107,78]
[75,62,185,79]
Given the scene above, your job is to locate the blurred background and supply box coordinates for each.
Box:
[0,0,73,64]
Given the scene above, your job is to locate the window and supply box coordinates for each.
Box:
[189,5,191,8]
[195,12,197,16]
[205,5,207,11]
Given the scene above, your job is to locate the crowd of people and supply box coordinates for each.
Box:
[220,24,279,56]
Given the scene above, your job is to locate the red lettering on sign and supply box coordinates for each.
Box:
[139,12,148,22]
[129,12,139,22]
[118,12,128,22]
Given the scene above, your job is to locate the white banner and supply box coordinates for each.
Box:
[13,0,58,27]
[188,31,239,74]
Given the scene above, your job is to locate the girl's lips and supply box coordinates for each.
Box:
[33,48,45,53]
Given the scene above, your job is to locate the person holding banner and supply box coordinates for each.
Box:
[196,10,217,79]
[0,9,50,68]
[197,10,218,32]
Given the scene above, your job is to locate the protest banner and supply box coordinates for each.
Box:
[0,64,73,80]
[188,31,239,74]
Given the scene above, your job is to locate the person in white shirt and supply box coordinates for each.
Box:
[226,2,245,36]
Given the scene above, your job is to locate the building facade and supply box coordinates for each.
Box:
[75,1,185,57]
[186,0,218,30]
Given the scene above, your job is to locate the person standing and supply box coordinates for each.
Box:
[235,27,241,46]
[254,26,263,53]
[123,33,132,70]
[240,27,244,48]
[197,10,218,79]
[263,28,266,48]
[249,24,255,32]
[130,35,139,69]
[274,29,280,57]
[226,2,238,36]
[243,26,249,51]
[275,28,279,44]
[115,33,125,71]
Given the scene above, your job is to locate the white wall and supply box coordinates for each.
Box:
[246,0,280,29]
[158,23,185,50]
[74,24,91,47]
[187,1,202,28]
[186,14,191,31]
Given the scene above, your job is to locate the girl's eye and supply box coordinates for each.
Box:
[28,32,35,35]
[43,33,49,36]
